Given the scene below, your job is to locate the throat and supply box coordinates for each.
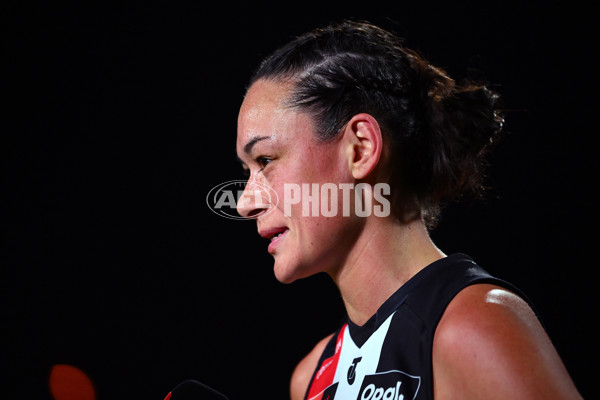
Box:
[330,219,445,326]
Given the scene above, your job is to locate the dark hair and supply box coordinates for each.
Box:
[249,20,504,228]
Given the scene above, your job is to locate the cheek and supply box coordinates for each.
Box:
[307,145,346,181]
[295,212,363,275]
[288,143,348,187]
[270,163,353,220]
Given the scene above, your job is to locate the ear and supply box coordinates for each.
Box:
[342,113,383,180]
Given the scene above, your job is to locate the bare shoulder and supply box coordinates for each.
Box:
[290,333,335,400]
[432,283,581,400]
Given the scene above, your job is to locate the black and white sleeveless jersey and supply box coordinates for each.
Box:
[304,254,533,400]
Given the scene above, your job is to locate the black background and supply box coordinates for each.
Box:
[4,1,596,399]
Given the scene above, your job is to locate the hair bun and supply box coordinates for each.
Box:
[424,80,504,204]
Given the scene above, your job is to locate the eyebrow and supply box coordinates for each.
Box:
[243,135,272,155]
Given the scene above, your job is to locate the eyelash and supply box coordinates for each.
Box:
[241,156,272,177]
[256,156,272,170]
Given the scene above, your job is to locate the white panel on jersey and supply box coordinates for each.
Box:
[332,311,395,398]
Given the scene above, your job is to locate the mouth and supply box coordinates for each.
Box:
[259,227,289,253]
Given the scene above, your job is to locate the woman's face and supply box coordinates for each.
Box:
[236,79,364,283]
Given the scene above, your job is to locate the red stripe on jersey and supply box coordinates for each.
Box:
[306,324,346,400]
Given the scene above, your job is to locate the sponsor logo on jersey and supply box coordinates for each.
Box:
[347,357,362,385]
[310,369,421,400]
[356,371,421,400]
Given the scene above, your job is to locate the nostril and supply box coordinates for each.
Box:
[236,185,270,218]
[247,208,266,218]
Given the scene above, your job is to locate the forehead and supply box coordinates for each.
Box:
[237,80,296,148]
[241,79,292,116]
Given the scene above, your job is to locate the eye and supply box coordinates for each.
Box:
[256,156,273,170]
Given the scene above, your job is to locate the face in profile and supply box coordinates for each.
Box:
[236,79,365,283]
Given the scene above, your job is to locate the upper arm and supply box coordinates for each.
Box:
[290,333,334,400]
[432,284,581,400]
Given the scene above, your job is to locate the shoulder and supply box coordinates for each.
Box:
[432,283,581,399]
[290,333,335,400]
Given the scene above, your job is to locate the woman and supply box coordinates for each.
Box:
[235,20,581,399]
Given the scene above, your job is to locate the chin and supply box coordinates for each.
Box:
[273,261,300,284]
[272,256,326,284]
[274,273,297,285]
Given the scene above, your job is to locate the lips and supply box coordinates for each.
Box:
[259,227,289,253]
[270,230,286,241]
[259,226,287,240]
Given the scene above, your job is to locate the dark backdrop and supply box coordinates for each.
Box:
[4,1,596,399]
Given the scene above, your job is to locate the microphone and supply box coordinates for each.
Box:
[164,379,229,400]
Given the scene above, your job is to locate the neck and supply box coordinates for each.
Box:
[328,216,445,326]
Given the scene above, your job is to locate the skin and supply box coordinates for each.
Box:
[236,79,582,400]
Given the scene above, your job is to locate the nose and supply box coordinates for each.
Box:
[236,178,271,219]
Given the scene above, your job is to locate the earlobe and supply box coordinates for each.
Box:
[345,113,383,180]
